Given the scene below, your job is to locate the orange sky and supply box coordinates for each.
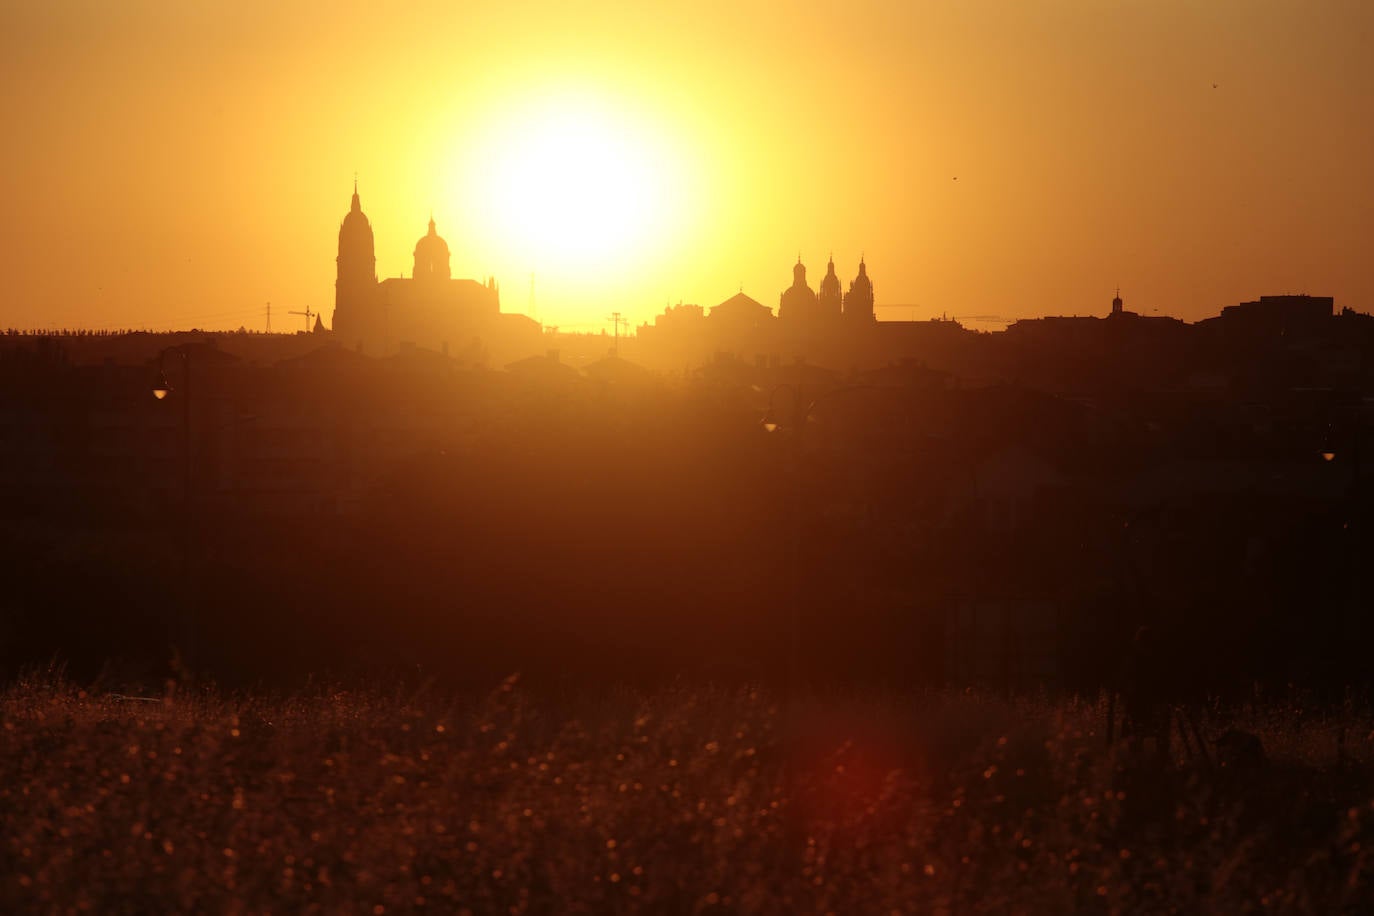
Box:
[2,1,1371,333]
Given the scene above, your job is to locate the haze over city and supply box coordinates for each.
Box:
[4,0,1372,332]
[8,3,1374,912]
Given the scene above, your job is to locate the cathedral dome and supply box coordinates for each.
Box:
[779,256,817,323]
[413,217,451,281]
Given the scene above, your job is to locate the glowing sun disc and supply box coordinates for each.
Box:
[468,97,679,274]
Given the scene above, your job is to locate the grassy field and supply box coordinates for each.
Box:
[3,673,1373,914]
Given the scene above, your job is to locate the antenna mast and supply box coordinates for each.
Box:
[606,311,624,356]
[266,302,271,333]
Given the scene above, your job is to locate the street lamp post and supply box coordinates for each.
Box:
[761,381,875,848]
[152,345,259,675]
[762,383,804,701]
[153,344,195,666]
[1321,415,1368,525]
[761,383,874,700]
[153,347,191,517]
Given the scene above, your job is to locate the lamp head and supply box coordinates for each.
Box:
[152,372,171,400]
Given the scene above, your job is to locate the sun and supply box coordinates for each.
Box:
[465,94,683,279]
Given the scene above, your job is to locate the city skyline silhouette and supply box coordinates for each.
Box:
[3,2,1371,334]
[5,3,1374,912]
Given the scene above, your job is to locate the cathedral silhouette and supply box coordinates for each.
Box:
[332,182,509,357]
[779,255,874,328]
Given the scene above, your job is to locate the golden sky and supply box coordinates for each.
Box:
[2,1,1371,333]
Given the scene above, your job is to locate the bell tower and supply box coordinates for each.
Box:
[334,179,377,337]
[818,254,842,317]
[842,257,875,323]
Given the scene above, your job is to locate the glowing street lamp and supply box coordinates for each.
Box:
[152,347,193,501]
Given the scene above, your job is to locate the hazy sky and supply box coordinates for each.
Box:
[2,0,1371,333]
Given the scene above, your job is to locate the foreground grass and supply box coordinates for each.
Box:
[3,676,1374,914]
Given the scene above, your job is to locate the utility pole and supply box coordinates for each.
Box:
[288,305,316,332]
[266,302,271,333]
[606,311,624,356]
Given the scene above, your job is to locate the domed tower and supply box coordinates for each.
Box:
[843,257,875,323]
[335,180,377,334]
[779,256,817,323]
[1111,287,1123,316]
[818,254,842,318]
[413,216,451,282]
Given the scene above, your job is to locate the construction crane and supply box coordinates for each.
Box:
[288,305,316,332]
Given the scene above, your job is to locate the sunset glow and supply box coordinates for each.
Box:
[9,4,1374,912]
[2,1,1371,331]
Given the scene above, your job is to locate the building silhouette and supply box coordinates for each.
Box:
[779,258,819,325]
[637,255,900,369]
[1214,294,1334,342]
[709,291,774,336]
[779,255,871,330]
[333,182,526,358]
[818,256,843,318]
[843,257,875,323]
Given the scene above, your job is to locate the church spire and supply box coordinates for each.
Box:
[351,176,361,214]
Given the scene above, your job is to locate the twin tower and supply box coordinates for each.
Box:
[779,256,875,327]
